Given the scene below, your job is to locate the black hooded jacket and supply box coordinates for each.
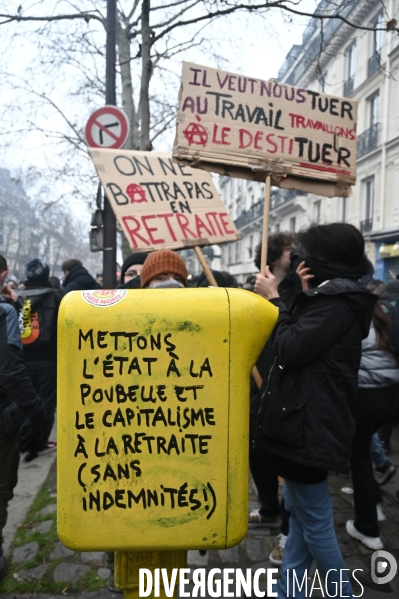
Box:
[250,269,302,415]
[0,307,44,417]
[380,279,399,304]
[61,266,100,296]
[119,275,141,289]
[389,300,399,356]
[17,283,61,362]
[256,278,377,475]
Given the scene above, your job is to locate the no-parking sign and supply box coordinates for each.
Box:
[85,106,130,149]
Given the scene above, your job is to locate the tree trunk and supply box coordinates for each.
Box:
[116,14,138,259]
[140,0,152,151]
[116,15,139,150]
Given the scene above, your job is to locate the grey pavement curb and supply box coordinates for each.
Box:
[3,447,57,555]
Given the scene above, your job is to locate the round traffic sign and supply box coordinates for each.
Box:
[85,105,130,149]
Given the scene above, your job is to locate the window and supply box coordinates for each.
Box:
[368,92,379,128]
[235,241,240,263]
[344,44,356,95]
[361,177,374,233]
[341,197,348,223]
[275,223,280,233]
[372,12,384,54]
[358,92,380,157]
[289,217,296,233]
[314,200,321,224]
[346,44,356,79]
[364,178,374,220]
[248,234,253,259]
[368,14,383,77]
[228,244,232,265]
[236,198,242,217]
[223,185,229,204]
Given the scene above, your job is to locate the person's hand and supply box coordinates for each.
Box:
[296,261,314,291]
[254,266,279,300]
[1,284,17,303]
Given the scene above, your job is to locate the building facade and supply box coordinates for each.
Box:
[220,0,399,282]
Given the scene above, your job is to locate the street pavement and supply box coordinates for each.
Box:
[3,434,57,556]
[3,427,399,598]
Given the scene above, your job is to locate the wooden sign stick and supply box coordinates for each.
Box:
[194,245,263,389]
[252,365,263,390]
[260,174,272,275]
[252,174,272,390]
[194,246,219,286]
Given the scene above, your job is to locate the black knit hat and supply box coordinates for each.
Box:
[197,270,228,287]
[121,252,149,284]
[298,224,366,267]
[26,259,50,284]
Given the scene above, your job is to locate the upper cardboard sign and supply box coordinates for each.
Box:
[173,62,358,198]
[88,149,240,251]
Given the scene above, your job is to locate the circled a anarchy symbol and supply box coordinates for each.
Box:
[183,122,208,146]
[126,184,147,203]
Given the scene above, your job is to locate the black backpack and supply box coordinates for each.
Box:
[17,288,60,348]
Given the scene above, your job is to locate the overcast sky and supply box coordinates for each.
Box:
[1,0,318,222]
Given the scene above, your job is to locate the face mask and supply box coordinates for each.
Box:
[149,279,185,289]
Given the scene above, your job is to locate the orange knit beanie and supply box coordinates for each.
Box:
[140,249,188,288]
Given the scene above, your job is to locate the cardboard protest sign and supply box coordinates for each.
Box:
[173,62,358,198]
[88,149,239,251]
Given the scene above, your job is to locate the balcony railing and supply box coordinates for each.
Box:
[343,76,354,97]
[357,123,380,158]
[360,219,373,233]
[270,189,297,210]
[368,52,380,78]
[234,199,264,229]
[234,190,300,230]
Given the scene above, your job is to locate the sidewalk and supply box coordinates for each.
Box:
[2,428,399,598]
[3,447,57,556]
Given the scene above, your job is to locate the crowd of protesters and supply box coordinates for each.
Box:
[1,223,399,598]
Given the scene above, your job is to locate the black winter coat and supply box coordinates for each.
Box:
[380,279,399,304]
[61,266,100,296]
[119,275,141,289]
[389,300,399,356]
[256,279,376,473]
[18,284,61,362]
[0,307,43,418]
[250,269,302,415]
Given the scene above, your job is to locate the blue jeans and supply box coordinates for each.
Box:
[277,480,354,599]
[370,432,386,468]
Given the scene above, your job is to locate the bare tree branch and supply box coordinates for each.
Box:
[152,0,398,43]
[0,11,104,26]
[151,0,194,11]
[279,3,399,34]
[151,0,202,30]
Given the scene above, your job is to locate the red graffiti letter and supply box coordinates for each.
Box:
[239,129,253,149]
[121,217,150,249]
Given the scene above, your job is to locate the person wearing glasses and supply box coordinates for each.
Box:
[119,252,149,289]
